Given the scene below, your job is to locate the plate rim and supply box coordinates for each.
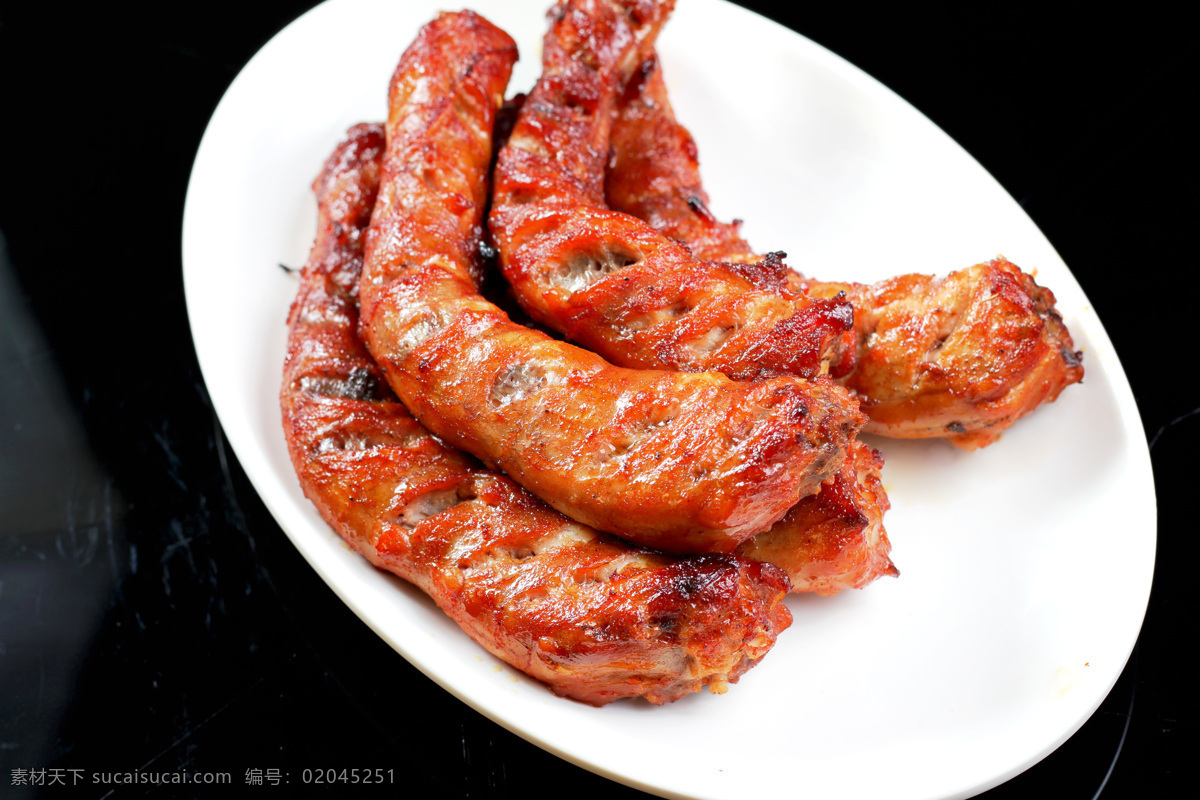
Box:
[181,1,1157,798]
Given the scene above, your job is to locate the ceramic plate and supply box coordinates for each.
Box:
[182,1,1156,798]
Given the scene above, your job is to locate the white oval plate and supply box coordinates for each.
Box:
[182,1,1156,798]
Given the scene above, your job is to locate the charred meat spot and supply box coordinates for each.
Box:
[830,293,855,329]
[576,47,600,71]
[299,366,384,401]
[752,381,807,414]
[1061,347,1083,368]
[686,195,718,224]
[622,54,657,104]
[342,366,384,400]
[549,244,642,293]
[727,252,791,293]
[671,570,702,600]
[562,82,597,114]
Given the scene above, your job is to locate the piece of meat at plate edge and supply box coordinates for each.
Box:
[605,49,1083,450]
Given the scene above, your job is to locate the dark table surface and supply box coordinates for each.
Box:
[1,2,1194,797]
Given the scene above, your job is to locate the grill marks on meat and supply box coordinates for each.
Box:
[607,52,756,265]
[802,262,1085,449]
[488,0,856,383]
[485,9,891,595]
[738,440,896,595]
[282,117,792,706]
[606,52,1084,450]
[358,8,860,554]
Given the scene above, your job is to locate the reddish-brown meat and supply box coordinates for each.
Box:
[281,119,792,706]
[593,48,896,592]
[294,124,892,595]
[488,0,856,382]
[357,9,860,553]
[606,52,758,265]
[606,52,1083,449]
[737,440,895,595]
[800,263,1084,448]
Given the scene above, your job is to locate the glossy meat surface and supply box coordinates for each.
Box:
[606,53,757,265]
[359,9,858,553]
[602,51,895,593]
[606,53,1083,449]
[281,119,793,706]
[801,261,1085,449]
[489,0,855,382]
[300,125,889,595]
[737,440,895,595]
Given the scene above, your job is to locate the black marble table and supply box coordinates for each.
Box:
[1,2,1192,797]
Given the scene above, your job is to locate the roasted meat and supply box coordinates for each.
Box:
[798,262,1084,448]
[737,439,895,595]
[357,8,860,553]
[488,0,857,382]
[606,52,1084,449]
[281,118,793,706]
[606,52,758,266]
[599,52,896,593]
[296,126,892,594]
